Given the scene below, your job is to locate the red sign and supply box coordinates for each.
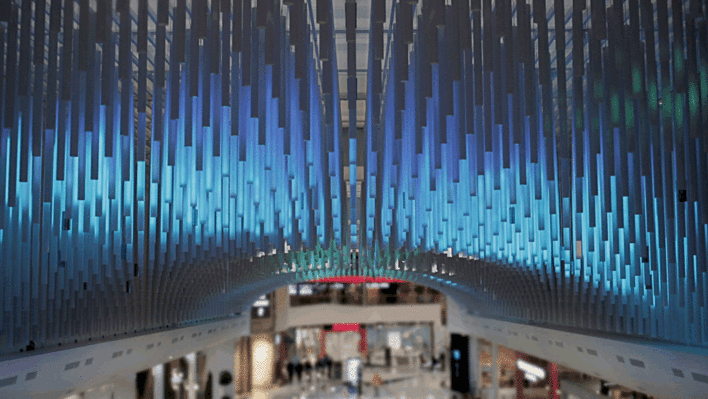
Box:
[307,276,405,284]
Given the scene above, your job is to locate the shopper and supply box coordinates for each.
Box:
[287,360,294,383]
[305,359,312,382]
[316,356,324,378]
[294,356,303,384]
[325,354,333,379]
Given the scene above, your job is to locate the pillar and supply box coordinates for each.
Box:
[515,352,526,399]
[320,330,327,358]
[547,362,559,399]
[358,325,367,355]
[331,286,338,303]
[279,335,288,383]
[185,352,197,399]
[151,364,164,399]
[490,343,499,399]
[468,336,480,398]
[251,333,276,390]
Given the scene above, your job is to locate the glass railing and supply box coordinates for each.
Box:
[288,283,444,307]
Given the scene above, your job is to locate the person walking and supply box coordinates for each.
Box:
[305,359,312,382]
[287,360,294,384]
[294,355,303,384]
[324,354,333,380]
[316,356,325,379]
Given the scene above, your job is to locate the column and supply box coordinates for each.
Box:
[468,336,480,398]
[185,352,197,399]
[490,342,499,399]
[547,362,559,399]
[151,364,164,399]
[278,335,288,384]
[358,325,367,355]
[331,285,338,303]
[320,330,327,358]
[515,352,526,399]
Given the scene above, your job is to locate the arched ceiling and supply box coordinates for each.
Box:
[0,0,707,360]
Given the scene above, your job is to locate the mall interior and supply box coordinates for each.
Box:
[1,0,708,398]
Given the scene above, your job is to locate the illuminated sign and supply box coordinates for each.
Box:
[298,284,313,295]
[516,359,546,383]
[252,294,271,319]
[253,298,270,307]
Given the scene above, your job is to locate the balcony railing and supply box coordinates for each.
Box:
[288,283,444,307]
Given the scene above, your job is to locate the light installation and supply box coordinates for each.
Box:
[0,0,344,354]
[366,0,708,347]
[0,0,707,357]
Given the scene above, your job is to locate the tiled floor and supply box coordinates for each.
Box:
[246,367,460,399]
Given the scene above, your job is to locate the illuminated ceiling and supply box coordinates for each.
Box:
[0,0,707,360]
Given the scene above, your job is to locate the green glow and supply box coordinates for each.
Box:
[648,83,658,112]
[662,91,672,118]
[701,66,708,111]
[625,101,634,130]
[633,69,642,94]
[675,96,684,128]
[674,49,684,74]
[595,81,603,99]
[688,82,699,116]
[592,116,600,131]
[611,94,620,123]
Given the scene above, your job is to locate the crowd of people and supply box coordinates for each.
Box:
[284,354,334,384]
[280,349,447,388]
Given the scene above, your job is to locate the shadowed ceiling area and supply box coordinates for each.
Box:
[0,0,707,359]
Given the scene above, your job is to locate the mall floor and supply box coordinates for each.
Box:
[246,365,459,399]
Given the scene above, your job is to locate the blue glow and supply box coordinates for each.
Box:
[364,0,708,346]
[1,0,707,354]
